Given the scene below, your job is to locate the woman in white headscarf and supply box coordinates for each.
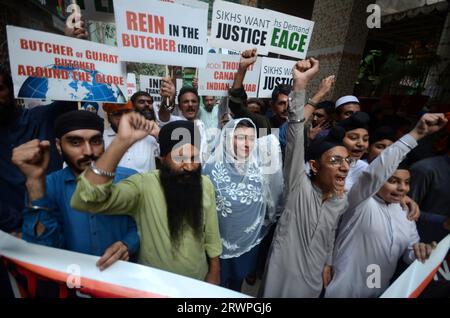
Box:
[203,118,283,291]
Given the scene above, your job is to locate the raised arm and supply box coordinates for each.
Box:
[12,140,63,247]
[228,49,271,133]
[70,113,159,215]
[347,113,449,212]
[83,112,158,185]
[157,76,177,124]
[284,59,319,191]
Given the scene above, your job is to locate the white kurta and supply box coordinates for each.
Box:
[325,134,420,298]
[104,127,159,173]
[155,106,209,163]
[260,91,348,298]
[345,159,368,190]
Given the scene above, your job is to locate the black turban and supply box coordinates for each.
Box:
[338,111,370,132]
[159,120,201,157]
[369,126,397,144]
[306,126,345,161]
[54,110,104,139]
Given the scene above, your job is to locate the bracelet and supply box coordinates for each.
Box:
[28,205,53,211]
[161,101,175,113]
[90,161,115,178]
[288,118,305,124]
[307,98,318,108]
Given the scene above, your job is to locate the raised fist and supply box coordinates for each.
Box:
[12,139,50,180]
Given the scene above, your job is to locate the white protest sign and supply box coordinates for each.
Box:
[139,75,163,105]
[114,0,208,68]
[258,57,296,98]
[127,73,137,98]
[266,10,314,59]
[7,25,126,103]
[160,0,209,10]
[198,53,261,98]
[210,0,272,55]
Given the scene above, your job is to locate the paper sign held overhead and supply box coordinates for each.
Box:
[266,10,314,59]
[139,75,163,106]
[258,57,296,98]
[7,25,126,103]
[198,53,261,98]
[114,0,208,68]
[209,0,272,55]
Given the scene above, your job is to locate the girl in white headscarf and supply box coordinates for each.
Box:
[203,118,283,291]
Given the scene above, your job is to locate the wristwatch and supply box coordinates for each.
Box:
[90,161,115,178]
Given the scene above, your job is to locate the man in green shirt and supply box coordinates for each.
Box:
[71,112,222,284]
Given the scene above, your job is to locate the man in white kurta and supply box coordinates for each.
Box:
[104,127,159,173]
[325,134,421,298]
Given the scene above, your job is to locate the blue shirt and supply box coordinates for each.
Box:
[22,166,140,257]
[0,102,77,232]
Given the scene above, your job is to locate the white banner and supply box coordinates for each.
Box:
[381,234,450,298]
[209,0,272,55]
[114,0,208,68]
[198,53,261,98]
[258,57,296,98]
[0,231,249,298]
[266,10,314,60]
[7,25,127,103]
[139,75,163,106]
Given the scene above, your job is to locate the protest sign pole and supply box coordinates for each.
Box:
[165,65,170,106]
[70,0,81,110]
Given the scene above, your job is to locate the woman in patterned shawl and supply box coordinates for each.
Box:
[203,117,283,291]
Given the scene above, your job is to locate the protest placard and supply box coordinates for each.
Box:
[198,53,261,98]
[258,57,296,98]
[114,0,208,68]
[127,73,137,98]
[266,10,314,59]
[139,75,163,105]
[7,25,126,103]
[209,0,272,55]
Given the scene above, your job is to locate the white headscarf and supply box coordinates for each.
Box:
[203,118,283,258]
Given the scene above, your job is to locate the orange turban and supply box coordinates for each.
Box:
[102,100,133,113]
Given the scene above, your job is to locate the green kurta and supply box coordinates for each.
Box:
[71,170,222,281]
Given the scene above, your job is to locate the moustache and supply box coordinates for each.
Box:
[77,156,98,166]
[139,109,155,121]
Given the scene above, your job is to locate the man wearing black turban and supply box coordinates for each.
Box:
[70,111,222,284]
[11,110,140,274]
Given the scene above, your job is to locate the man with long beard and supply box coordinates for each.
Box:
[11,110,140,270]
[70,114,222,284]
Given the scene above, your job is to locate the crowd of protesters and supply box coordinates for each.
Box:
[1,20,450,299]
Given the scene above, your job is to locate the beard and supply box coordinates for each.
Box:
[159,163,203,248]
[137,108,155,121]
[205,104,214,112]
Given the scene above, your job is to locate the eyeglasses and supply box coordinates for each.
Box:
[328,156,357,168]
